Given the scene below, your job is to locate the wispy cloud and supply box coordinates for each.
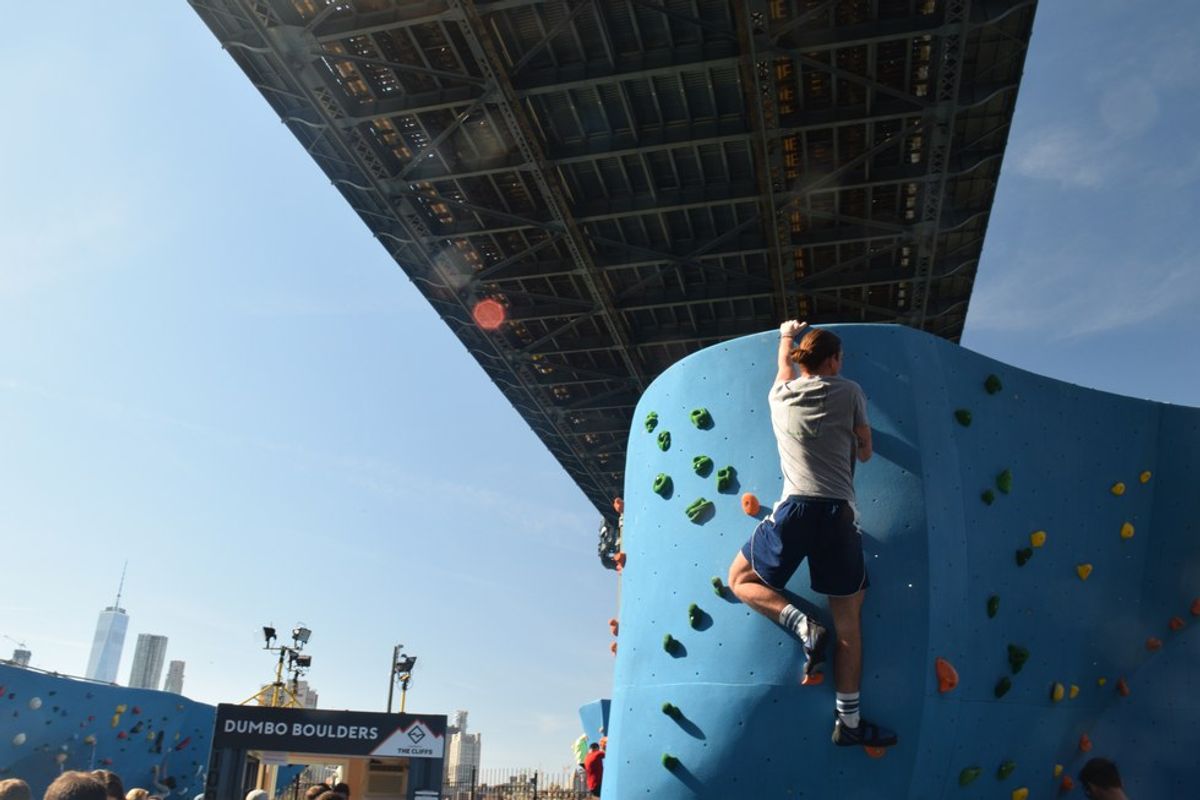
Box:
[1012,126,1112,189]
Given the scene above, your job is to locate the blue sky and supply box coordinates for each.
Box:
[0,0,1197,774]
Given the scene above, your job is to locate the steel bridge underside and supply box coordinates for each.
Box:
[190,0,1036,516]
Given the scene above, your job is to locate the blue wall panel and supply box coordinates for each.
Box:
[605,325,1199,799]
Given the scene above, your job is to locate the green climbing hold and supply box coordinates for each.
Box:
[662,753,679,770]
[985,374,1003,394]
[715,465,736,492]
[692,455,713,476]
[657,431,671,451]
[663,634,679,654]
[685,497,714,523]
[1007,644,1029,674]
[958,766,983,787]
[1015,547,1033,567]
[645,411,659,432]
[652,473,672,497]
[689,408,713,429]
[981,489,996,505]
[987,595,1000,618]
[661,702,681,719]
[688,603,702,629]
[954,409,972,427]
[994,677,1012,698]
[711,576,725,596]
[997,760,1016,780]
[996,469,1013,494]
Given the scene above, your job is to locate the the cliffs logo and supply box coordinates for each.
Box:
[407,725,427,744]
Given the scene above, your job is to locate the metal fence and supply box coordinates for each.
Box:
[443,767,591,800]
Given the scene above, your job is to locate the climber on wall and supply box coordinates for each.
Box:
[726,319,897,749]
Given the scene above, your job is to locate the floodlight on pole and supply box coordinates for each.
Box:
[262,626,276,645]
[292,626,311,645]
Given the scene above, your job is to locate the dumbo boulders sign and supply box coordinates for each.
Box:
[212,704,446,758]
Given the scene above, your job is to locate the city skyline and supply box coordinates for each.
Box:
[128,633,169,690]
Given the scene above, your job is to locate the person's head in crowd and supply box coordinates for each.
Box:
[89,772,123,800]
[125,790,149,800]
[1079,758,1128,799]
[332,784,350,798]
[304,787,328,800]
[44,772,107,800]
[315,793,345,800]
[244,792,268,800]
[0,778,32,800]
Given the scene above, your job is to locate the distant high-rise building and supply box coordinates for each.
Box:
[85,566,130,683]
[10,649,31,667]
[256,679,318,708]
[445,710,481,787]
[128,634,168,689]
[163,660,185,694]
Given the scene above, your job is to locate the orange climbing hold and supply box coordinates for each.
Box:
[1079,733,1092,753]
[1146,636,1162,652]
[614,551,626,572]
[864,746,887,759]
[741,492,760,516]
[609,642,617,655]
[612,497,624,514]
[935,658,959,693]
[1059,775,1075,794]
[1191,597,1200,616]
[1169,616,1185,632]
[801,673,825,687]
[609,618,619,636]
[1116,677,1130,697]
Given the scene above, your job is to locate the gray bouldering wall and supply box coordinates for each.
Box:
[605,324,1199,798]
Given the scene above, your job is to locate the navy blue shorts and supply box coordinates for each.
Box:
[740,496,869,596]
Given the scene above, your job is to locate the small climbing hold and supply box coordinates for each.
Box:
[711,576,725,596]
[987,595,1000,618]
[688,603,702,629]
[996,469,1013,494]
[1054,764,1063,777]
[1116,677,1130,697]
[609,642,617,655]
[1011,788,1029,800]
[657,431,671,451]
[1192,598,1200,616]
[800,672,824,687]
[994,677,1012,698]
[1030,530,1047,548]
[864,746,887,759]
[985,374,1003,394]
[83,735,96,746]
[958,766,983,786]
[661,702,681,719]
[741,493,760,516]
[1015,548,1033,567]
[1076,563,1093,581]
[1050,682,1065,703]
[689,408,713,429]
[1069,684,1079,699]
[1139,470,1151,483]
[117,731,128,740]
[1078,733,1092,753]
[685,498,714,523]
[954,409,972,427]
[1120,522,1134,540]
[1169,616,1185,632]
[1097,677,1107,687]
[614,552,626,572]
[935,658,959,693]
[981,489,996,505]
[612,497,624,514]
[1059,775,1075,794]
[644,412,658,432]
[11,733,25,747]
[715,466,736,492]
[1110,481,1125,496]
[27,698,41,711]
[997,760,1016,780]
[661,753,679,770]
[662,634,680,654]
[1145,636,1162,652]
[692,455,713,476]
[1007,645,1029,674]
[653,473,673,497]
[608,618,619,636]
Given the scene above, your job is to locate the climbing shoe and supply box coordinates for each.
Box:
[801,619,829,679]
[832,718,898,748]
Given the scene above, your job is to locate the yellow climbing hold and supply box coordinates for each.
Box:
[1012,788,1029,800]
[1030,530,1047,548]
[1076,563,1093,581]
[1097,677,1108,687]
[1139,470,1151,483]
[1111,482,1125,496]
[1069,684,1080,699]
[1051,682,1065,702]
[1120,522,1135,540]
[1054,764,1063,777]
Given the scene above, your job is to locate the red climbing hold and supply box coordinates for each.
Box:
[174,737,190,751]
[863,746,887,759]
[612,497,624,514]
[1146,637,1162,652]
[800,673,824,686]
[1191,597,1200,617]
[1116,677,1130,697]
[934,658,959,693]
[1078,733,1092,753]
[614,552,627,572]
[1169,616,1185,632]
[117,731,128,740]
[131,706,141,715]
[741,493,760,516]
[1059,775,1075,794]
[609,618,619,636]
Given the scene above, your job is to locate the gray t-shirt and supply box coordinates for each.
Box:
[768,374,868,503]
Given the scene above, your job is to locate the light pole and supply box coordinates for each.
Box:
[386,645,418,713]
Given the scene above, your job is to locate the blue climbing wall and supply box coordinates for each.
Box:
[606,325,1199,799]
[0,664,215,797]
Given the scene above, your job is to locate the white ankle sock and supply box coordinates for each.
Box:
[836,692,861,728]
